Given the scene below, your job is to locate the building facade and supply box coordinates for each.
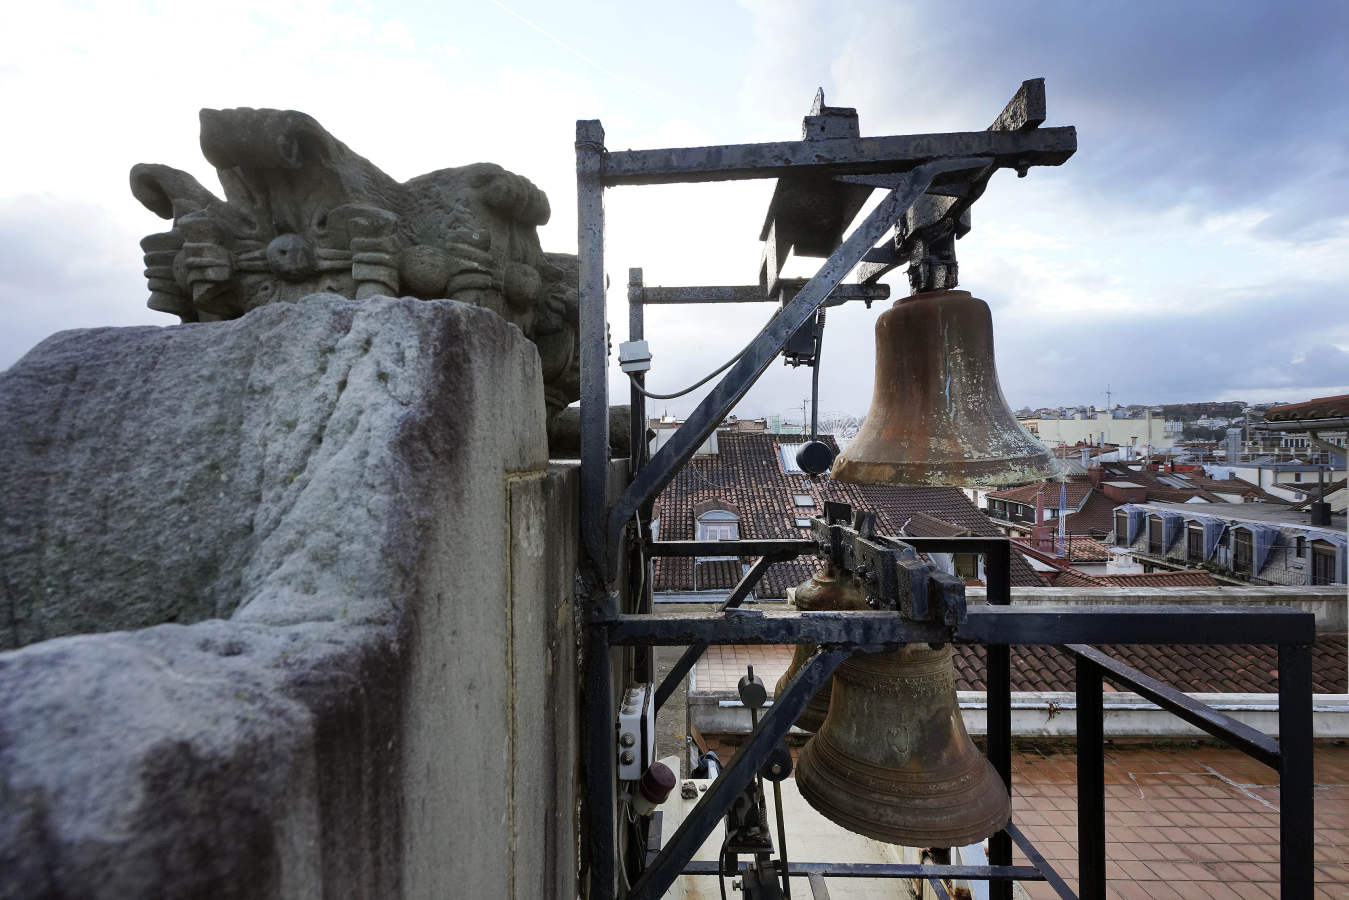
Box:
[1110,501,1347,586]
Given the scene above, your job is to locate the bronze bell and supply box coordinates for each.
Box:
[795,643,1010,848]
[831,289,1056,488]
[773,565,867,732]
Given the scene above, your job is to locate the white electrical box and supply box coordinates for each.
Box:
[616,683,655,780]
[618,340,652,374]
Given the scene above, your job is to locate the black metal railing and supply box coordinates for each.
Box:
[592,535,1316,900]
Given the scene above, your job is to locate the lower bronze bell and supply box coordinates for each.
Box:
[831,289,1056,487]
[773,565,866,732]
[795,643,1010,847]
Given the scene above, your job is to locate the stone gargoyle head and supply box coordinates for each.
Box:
[131,108,579,428]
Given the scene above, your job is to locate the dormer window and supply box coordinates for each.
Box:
[693,500,741,560]
[698,517,739,542]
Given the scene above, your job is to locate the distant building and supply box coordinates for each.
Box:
[1019,407,1179,450]
[1110,501,1346,586]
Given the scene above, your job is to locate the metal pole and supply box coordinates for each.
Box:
[1278,641,1314,894]
[985,541,1013,900]
[628,268,646,479]
[576,119,612,586]
[1076,654,1106,900]
[584,625,617,900]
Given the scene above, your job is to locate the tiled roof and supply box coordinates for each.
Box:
[1090,463,1299,506]
[651,432,1043,595]
[1265,392,1349,421]
[896,511,973,538]
[1095,570,1220,587]
[987,480,1094,508]
[1038,568,1101,587]
[1062,491,1118,537]
[950,635,1347,693]
[1012,535,1111,566]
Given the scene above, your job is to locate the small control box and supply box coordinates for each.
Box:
[618,340,652,374]
[617,683,655,780]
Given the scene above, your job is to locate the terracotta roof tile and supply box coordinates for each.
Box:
[1095,569,1220,587]
[652,432,1042,596]
[952,635,1346,693]
[1265,392,1349,421]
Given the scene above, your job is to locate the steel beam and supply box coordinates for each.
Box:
[600,127,1076,185]
[1278,642,1315,894]
[638,282,889,305]
[628,268,646,480]
[1006,824,1077,900]
[626,650,850,900]
[1075,654,1106,900]
[609,157,992,547]
[1066,643,1281,768]
[680,861,1043,881]
[958,605,1314,646]
[611,605,1315,648]
[608,609,950,647]
[576,119,611,580]
[985,541,1013,900]
[583,626,616,900]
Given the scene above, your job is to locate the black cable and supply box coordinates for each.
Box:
[809,310,826,442]
[627,341,752,400]
[718,834,732,900]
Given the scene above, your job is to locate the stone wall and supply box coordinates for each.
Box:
[0,295,580,899]
[965,585,1347,633]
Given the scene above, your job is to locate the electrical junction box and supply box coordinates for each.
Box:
[618,340,652,374]
[617,683,655,780]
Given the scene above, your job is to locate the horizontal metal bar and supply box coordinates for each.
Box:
[601,126,1077,185]
[610,604,1316,648]
[680,861,1043,881]
[608,610,949,646]
[1006,823,1077,900]
[957,605,1316,646]
[653,557,774,712]
[648,539,816,558]
[1066,643,1282,769]
[639,283,890,305]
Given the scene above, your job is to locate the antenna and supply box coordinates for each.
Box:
[1105,383,1112,409]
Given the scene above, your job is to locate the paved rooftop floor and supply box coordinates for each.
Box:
[687,740,1349,897]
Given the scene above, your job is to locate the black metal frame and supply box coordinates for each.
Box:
[573,83,1316,900]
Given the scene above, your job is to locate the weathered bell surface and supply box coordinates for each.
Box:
[831,290,1056,488]
[795,643,1010,847]
[773,565,867,732]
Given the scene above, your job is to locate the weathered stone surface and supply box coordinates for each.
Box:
[130,109,580,438]
[0,296,579,899]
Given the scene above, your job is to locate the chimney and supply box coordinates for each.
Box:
[1080,447,1091,469]
[1225,427,1242,463]
[1032,488,1055,552]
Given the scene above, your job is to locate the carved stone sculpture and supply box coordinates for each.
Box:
[131,108,579,431]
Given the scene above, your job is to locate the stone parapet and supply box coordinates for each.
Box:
[0,296,579,899]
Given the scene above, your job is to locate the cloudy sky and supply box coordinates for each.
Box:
[3,0,1346,423]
